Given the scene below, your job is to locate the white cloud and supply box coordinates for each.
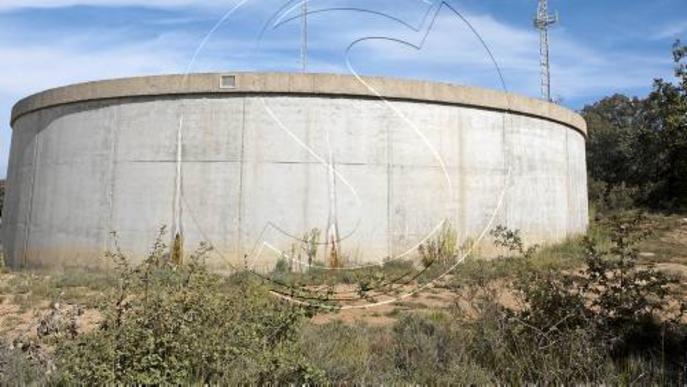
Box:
[0,1,679,178]
[0,0,226,11]
[0,43,180,97]
[653,21,687,40]
[323,7,672,99]
[0,2,673,103]
[0,23,232,179]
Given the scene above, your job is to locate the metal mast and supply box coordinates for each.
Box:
[300,0,308,72]
[534,0,557,101]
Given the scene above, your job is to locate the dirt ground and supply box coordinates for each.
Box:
[1,215,686,335]
[304,276,521,326]
[312,216,687,326]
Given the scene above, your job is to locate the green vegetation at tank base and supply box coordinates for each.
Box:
[1,231,325,385]
[266,221,588,302]
[302,212,687,385]
[0,268,117,313]
[1,211,685,385]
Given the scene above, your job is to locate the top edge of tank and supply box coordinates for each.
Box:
[10,72,586,136]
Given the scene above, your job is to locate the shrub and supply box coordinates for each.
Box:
[53,231,325,385]
[490,225,538,258]
[301,322,391,384]
[580,213,686,366]
[506,212,687,383]
[303,314,493,384]
[389,313,490,384]
[0,341,50,385]
[4,216,685,385]
[440,215,687,384]
[461,301,607,384]
[419,222,458,267]
[273,256,291,274]
[588,178,643,214]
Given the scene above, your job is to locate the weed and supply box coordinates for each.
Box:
[418,222,458,267]
[2,214,685,384]
[0,342,47,385]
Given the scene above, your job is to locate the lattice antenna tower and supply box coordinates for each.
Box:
[301,0,308,73]
[534,0,558,101]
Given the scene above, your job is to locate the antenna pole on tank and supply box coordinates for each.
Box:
[300,0,308,73]
[534,0,557,101]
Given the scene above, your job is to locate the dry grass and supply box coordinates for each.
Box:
[2,213,685,331]
[0,212,686,384]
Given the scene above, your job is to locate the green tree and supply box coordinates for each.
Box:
[583,95,645,186]
[583,41,687,210]
[642,41,687,207]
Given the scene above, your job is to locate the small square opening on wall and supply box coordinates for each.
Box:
[219,74,237,89]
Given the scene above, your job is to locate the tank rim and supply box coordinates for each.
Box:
[10,72,586,137]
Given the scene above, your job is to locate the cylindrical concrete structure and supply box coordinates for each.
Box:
[2,72,588,270]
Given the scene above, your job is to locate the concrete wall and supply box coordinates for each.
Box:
[2,73,588,271]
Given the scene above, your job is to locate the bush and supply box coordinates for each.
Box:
[590,179,645,214]
[418,222,458,267]
[302,216,686,383]
[4,216,685,384]
[391,313,493,384]
[580,214,686,363]
[462,301,607,384]
[506,212,687,383]
[0,342,48,385]
[53,231,325,385]
[412,216,684,384]
[301,322,391,384]
[302,314,493,384]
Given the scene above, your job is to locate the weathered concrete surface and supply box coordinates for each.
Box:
[12,73,586,136]
[3,73,588,271]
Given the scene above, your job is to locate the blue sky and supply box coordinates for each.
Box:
[0,0,685,178]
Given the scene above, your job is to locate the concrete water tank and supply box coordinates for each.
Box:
[2,72,588,270]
